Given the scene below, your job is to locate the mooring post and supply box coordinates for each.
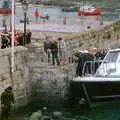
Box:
[81,83,91,109]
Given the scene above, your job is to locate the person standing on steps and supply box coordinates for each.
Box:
[43,36,52,63]
[51,40,60,66]
[1,86,15,120]
[58,37,67,65]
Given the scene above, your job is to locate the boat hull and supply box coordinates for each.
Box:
[78,8,101,15]
[70,77,120,102]
[0,9,12,14]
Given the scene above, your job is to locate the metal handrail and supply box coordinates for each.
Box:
[82,60,103,77]
[81,60,118,77]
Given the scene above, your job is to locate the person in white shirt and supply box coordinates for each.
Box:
[58,37,67,64]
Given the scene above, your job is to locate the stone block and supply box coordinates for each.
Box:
[12,71,23,82]
[16,64,24,71]
[14,53,23,65]
[1,73,11,81]
[0,56,10,74]
[15,96,28,107]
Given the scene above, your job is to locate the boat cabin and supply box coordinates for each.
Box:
[79,6,95,12]
[96,49,120,77]
[71,48,120,108]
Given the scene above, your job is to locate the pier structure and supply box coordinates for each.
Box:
[0,18,120,111]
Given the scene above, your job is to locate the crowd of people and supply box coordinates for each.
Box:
[0,30,32,49]
[43,35,109,76]
[74,48,107,77]
[43,36,67,66]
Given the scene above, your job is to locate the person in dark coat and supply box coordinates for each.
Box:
[51,40,60,65]
[44,36,52,63]
[82,50,94,75]
[26,31,32,44]
[75,51,84,76]
[1,34,8,49]
[1,86,15,120]
[94,49,103,73]
[18,33,24,45]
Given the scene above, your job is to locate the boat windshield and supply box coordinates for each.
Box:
[79,6,95,10]
[104,51,119,63]
[95,50,120,77]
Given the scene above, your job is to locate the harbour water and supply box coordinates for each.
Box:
[15,101,120,120]
[0,2,120,27]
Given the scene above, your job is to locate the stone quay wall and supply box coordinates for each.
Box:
[27,19,120,106]
[26,44,76,107]
[0,19,119,110]
[0,46,30,110]
[65,20,120,56]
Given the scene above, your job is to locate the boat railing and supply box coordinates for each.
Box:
[82,60,118,77]
[82,60,103,77]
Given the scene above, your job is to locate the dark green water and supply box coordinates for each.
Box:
[14,100,120,120]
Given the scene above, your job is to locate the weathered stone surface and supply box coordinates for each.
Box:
[65,20,120,55]
[0,46,29,109]
[26,20,120,105]
[0,19,120,111]
[15,96,28,107]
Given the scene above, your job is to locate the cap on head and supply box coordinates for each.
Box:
[58,37,62,41]
[84,50,88,53]
[78,50,83,53]
[6,86,12,91]
[93,47,97,50]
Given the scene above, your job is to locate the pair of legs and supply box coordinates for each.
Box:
[52,51,60,65]
[1,104,13,120]
[45,49,51,63]
[59,49,67,64]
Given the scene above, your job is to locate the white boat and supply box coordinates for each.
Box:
[78,5,101,15]
[72,48,120,107]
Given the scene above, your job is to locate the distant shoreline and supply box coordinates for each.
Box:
[31,0,78,7]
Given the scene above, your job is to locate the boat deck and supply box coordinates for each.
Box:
[73,76,120,82]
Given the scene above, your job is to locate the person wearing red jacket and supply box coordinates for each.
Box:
[34,8,40,23]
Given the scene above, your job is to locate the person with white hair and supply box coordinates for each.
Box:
[29,110,43,120]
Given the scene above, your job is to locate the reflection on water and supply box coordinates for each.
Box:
[14,101,120,120]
